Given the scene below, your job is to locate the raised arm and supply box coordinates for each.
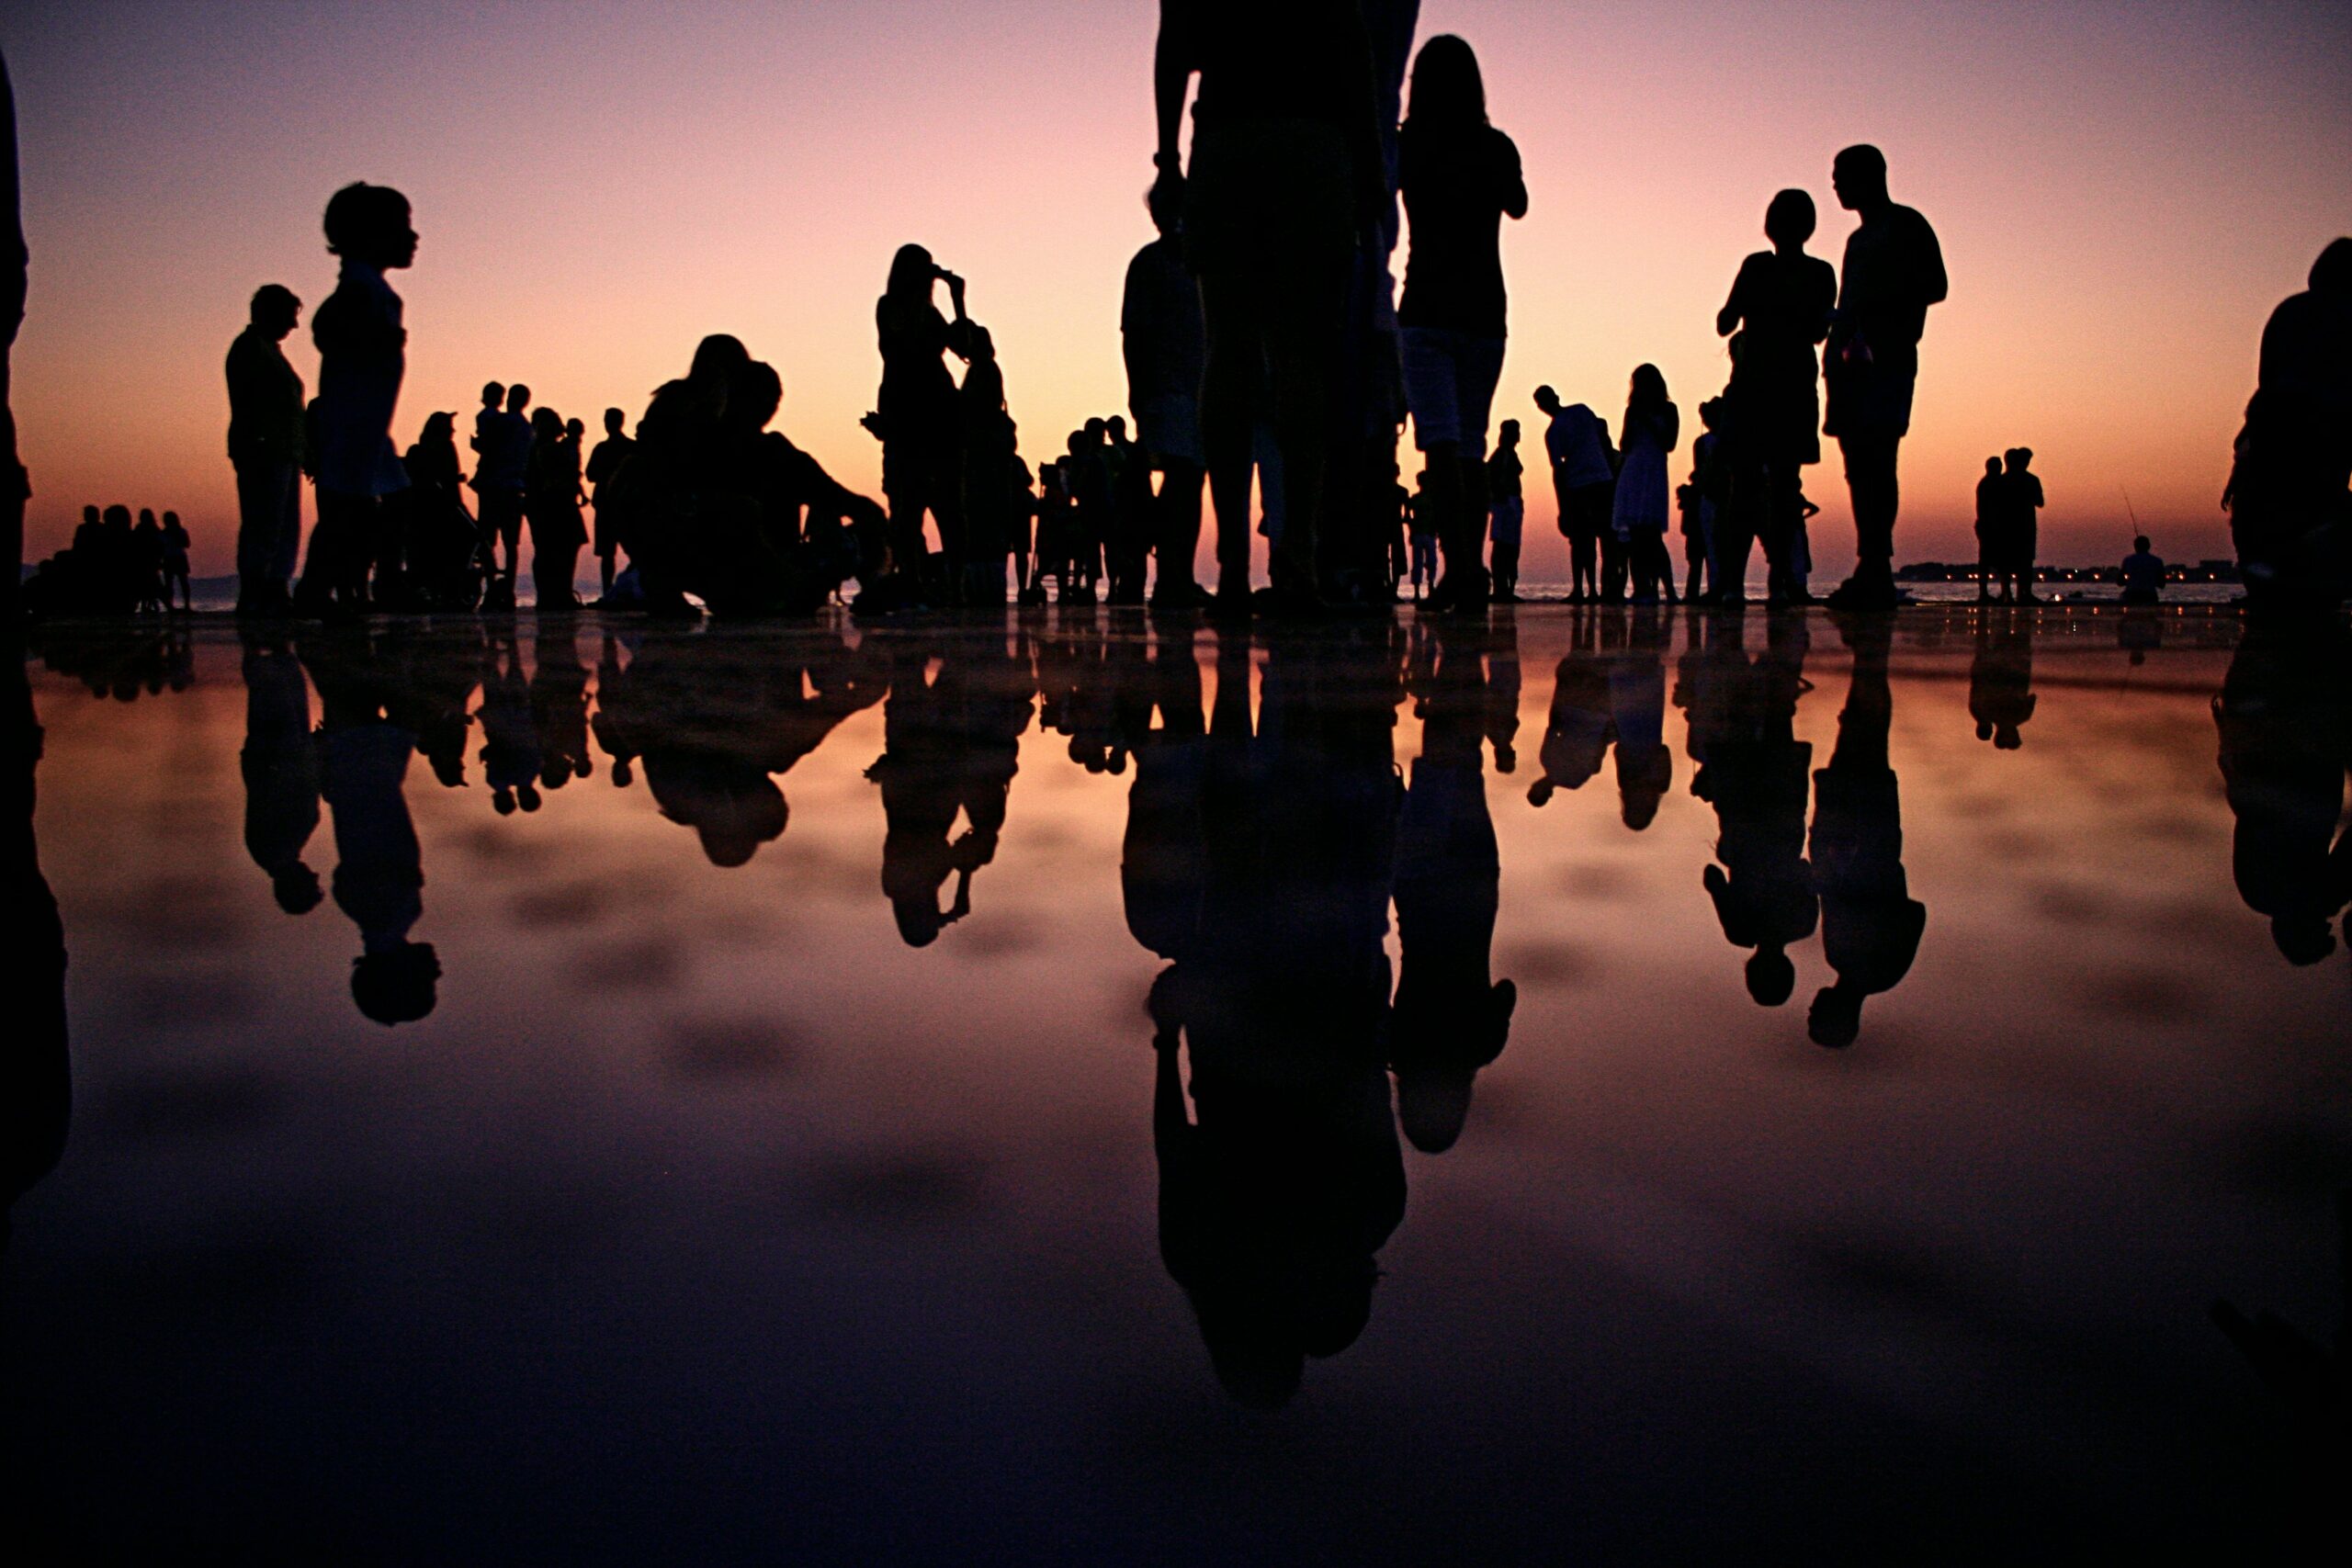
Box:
[1152,2,1198,201]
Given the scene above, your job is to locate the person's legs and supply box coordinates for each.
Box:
[234,458,293,609]
[298,489,370,613]
[1838,434,1901,599]
[1262,255,1344,600]
[1197,267,1264,604]
[1154,458,1204,602]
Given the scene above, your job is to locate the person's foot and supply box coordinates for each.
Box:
[2018,589,2041,604]
[1825,576,1900,612]
[1208,583,1253,625]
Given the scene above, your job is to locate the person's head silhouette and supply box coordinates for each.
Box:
[530,408,560,449]
[603,406,626,437]
[2133,534,2151,554]
[322,182,416,269]
[250,283,301,341]
[1629,363,1668,411]
[352,943,440,1026]
[421,410,455,445]
[1765,188,1815,251]
[1746,948,1796,1007]
[1147,175,1183,238]
[1831,144,1889,213]
[730,360,784,432]
[271,863,324,916]
[1808,982,1863,1048]
[2309,237,2352,298]
[506,384,532,415]
[887,243,937,306]
[1406,33,1487,128]
[1533,384,1561,415]
[81,503,98,528]
[1498,417,1521,448]
[1985,456,2002,477]
[480,380,503,411]
[1108,414,1128,446]
[137,508,157,531]
[565,417,584,443]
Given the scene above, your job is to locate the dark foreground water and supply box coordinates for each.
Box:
[4,604,2346,1564]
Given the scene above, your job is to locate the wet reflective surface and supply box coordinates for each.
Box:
[4,604,2346,1562]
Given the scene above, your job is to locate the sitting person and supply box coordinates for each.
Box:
[2119,534,2165,605]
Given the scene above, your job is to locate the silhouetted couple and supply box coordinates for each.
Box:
[1973,448,2043,602]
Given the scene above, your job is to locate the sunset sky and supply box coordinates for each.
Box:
[6,0,2348,581]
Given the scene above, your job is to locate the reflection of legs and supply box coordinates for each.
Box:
[1198,269,1263,598]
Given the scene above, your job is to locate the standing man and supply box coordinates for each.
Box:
[470,382,533,597]
[584,406,635,600]
[1123,178,1208,608]
[1485,418,1523,603]
[295,182,416,615]
[226,284,306,615]
[1822,144,1945,611]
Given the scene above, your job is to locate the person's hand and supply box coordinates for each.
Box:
[1148,163,1186,224]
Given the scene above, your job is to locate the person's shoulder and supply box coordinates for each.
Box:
[1487,125,1522,165]
[1894,203,1940,240]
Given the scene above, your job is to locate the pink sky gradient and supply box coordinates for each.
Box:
[6,0,2348,580]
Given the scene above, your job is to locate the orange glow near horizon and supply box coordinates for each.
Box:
[6,1,2349,581]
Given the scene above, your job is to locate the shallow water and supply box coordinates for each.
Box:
[4,604,2346,1563]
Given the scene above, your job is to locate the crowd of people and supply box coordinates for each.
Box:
[20,504,193,616]
[18,12,2346,624]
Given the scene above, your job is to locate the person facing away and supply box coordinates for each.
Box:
[525,405,585,610]
[2222,237,2352,606]
[1534,384,1615,603]
[1612,366,1679,604]
[471,382,534,592]
[1122,175,1210,608]
[1715,188,1836,604]
[1151,0,1386,615]
[295,182,416,616]
[1821,144,1947,611]
[1973,456,2005,600]
[161,509,191,612]
[225,282,306,614]
[400,410,478,606]
[2001,446,2044,602]
[868,243,978,605]
[584,406,635,598]
[1486,418,1524,603]
[1396,32,1527,614]
[128,507,164,614]
[2120,534,2165,605]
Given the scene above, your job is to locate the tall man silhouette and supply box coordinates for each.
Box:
[226,284,306,614]
[1151,0,1385,615]
[1822,144,1945,611]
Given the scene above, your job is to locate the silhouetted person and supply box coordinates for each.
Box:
[1993,447,2044,602]
[868,243,978,606]
[1716,189,1836,603]
[476,635,541,815]
[1967,606,2037,750]
[1392,620,1514,1152]
[1124,177,1210,607]
[1613,367,1679,604]
[959,329,1021,604]
[585,407,635,600]
[1822,145,1947,610]
[130,507,164,614]
[1405,468,1438,599]
[398,410,480,607]
[160,510,191,612]
[1152,0,1385,615]
[1396,33,1525,612]
[1688,611,1816,1006]
[609,333,750,615]
[1537,385,1614,603]
[295,184,416,616]
[1973,456,2004,601]
[226,283,306,614]
[2223,238,2352,608]
[526,405,585,610]
[1487,418,1523,602]
[1806,615,1925,1045]
[2212,616,2352,964]
[301,633,439,1022]
[2120,534,2165,605]
[471,382,534,603]
[238,627,323,913]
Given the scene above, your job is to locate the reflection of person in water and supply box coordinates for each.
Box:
[238,627,324,913]
[1142,631,1407,1407]
[529,630,594,790]
[1967,608,2037,750]
[2212,618,2352,965]
[1807,616,1926,1046]
[300,633,440,1025]
[1608,609,1673,829]
[476,632,542,816]
[2,650,71,1258]
[1687,611,1816,1006]
[866,638,1035,945]
[1392,619,1514,1152]
[1528,607,1613,805]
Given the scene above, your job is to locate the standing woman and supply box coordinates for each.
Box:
[1397,33,1528,612]
[871,243,978,605]
[1715,188,1837,602]
[1612,366,1679,604]
[525,407,585,611]
[957,328,1019,604]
